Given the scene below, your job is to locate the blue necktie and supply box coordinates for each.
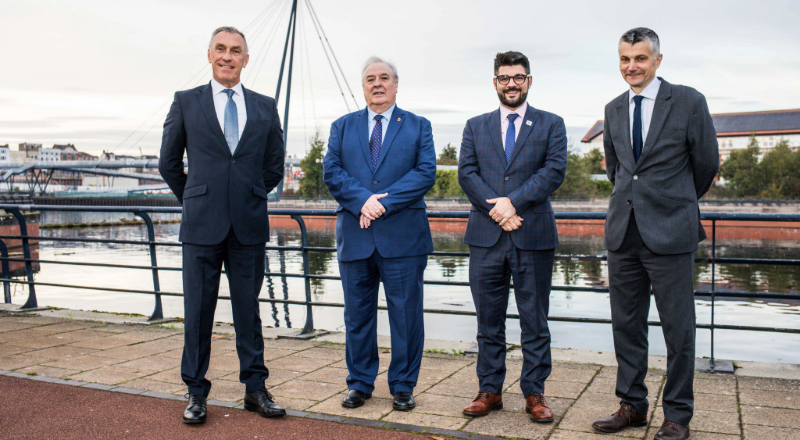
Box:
[505,113,519,164]
[370,114,383,169]
[632,95,644,163]
[223,89,239,154]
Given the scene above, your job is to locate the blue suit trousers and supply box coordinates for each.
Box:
[339,250,428,395]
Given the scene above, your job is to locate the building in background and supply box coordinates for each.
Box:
[19,143,41,160]
[580,108,800,161]
[0,145,9,163]
[38,148,62,162]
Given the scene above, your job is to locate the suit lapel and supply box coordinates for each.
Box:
[374,107,405,172]
[356,108,372,168]
[198,82,232,157]
[506,105,539,168]
[489,109,507,167]
[636,79,673,168]
[614,93,636,170]
[234,86,259,156]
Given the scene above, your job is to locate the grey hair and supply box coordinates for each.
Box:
[619,27,660,58]
[210,26,248,55]
[362,56,399,82]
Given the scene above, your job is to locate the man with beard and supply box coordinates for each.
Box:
[458,51,567,423]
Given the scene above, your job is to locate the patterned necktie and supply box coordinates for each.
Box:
[223,89,239,154]
[505,113,519,163]
[632,95,644,163]
[370,114,383,168]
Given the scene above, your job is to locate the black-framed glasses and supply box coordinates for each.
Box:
[495,74,530,85]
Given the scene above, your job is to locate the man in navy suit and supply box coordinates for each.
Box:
[458,51,567,423]
[323,57,436,412]
[159,26,286,424]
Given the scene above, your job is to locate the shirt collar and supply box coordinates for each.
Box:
[629,77,661,102]
[499,102,528,121]
[367,104,396,122]
[211,78,244,97]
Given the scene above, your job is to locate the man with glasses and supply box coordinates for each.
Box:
[323,57,436,412]
[458,51,567,423]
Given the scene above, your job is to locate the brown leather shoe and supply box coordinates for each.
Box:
[462,392,503,416]
[654,421,690,440]
[592,402,647,433]
[525,393,554,423]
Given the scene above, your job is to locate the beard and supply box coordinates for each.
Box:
[497,87,528,108]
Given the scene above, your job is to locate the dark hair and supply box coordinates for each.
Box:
[619,27,660,57]
[494,51,530,76]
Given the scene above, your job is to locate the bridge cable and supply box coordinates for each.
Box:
[246,0,293,88]
[303,0,350,112]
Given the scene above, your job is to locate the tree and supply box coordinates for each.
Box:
[585,148,606,174]
[426,170,464,197]
[553,151,596,198]
[719,133,762,197]
[298,129,331,199]
[437,143,458,166]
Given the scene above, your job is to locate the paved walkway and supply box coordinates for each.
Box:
[1,311,799,439]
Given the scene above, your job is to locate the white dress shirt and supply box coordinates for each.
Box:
[210,78,247,139]
[628,77,661,147]
[367,104,395,143]
[500,102,528,147]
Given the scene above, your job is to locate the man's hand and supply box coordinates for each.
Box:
[487,197,517,224]
[360,215,371,229]
[361,193,388,220]
[500,215,523,232]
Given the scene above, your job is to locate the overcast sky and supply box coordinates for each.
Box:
[2,0,799,158]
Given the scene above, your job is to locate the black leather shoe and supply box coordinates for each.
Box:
[393,392,415,411]
[244,389,286,418]
[183,393,207,424]
[341,389,372,408]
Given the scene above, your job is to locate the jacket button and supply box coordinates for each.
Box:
[504,176,509,181]
[627,200,632,205]
[231,159,236,163]
[373,180,377,184]
[633,175,638,180]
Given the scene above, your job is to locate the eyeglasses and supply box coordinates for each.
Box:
[495,74,530,85]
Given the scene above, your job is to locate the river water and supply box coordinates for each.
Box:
[16,211,800,364]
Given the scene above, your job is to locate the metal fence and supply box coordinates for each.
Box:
[0,204,798,370]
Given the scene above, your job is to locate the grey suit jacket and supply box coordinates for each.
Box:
[603,78,719,255]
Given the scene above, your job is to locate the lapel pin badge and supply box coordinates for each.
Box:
[526,120,532,126]
[397,118,401,122]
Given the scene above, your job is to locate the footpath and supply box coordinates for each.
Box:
[1,308,799,440]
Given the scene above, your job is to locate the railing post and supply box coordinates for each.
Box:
[9,208,40,310]
[278,214,327,339]
[134,211,163,321]
[710,219,716,368]
[0,240,10,303]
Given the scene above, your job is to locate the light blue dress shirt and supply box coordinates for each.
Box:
[367,104,396,143]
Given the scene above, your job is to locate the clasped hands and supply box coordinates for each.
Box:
[359,193,388,229]
[487,197,523,231]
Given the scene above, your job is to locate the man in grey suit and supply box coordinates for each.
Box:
[591,28,719,440]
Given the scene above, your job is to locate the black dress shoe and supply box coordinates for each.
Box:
[393,392,415,411]
[183,393,207,424]
[341,389,372,408]
[244,389,286,418]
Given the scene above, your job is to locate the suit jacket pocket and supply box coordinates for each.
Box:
[253,185,268,199]
[660,193,694,203]
[183,184,207,199]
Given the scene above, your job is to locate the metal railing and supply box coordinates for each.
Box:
[0,204,798,369]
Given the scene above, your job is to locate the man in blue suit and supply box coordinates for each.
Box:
[323,57,436,412]
[159,26,286,424]
[459,51,567,423]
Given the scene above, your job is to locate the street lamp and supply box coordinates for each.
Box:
[315,157,323,202]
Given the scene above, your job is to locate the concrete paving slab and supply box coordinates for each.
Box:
[368,373,433,399]
[23,345,99,359]
[146,366,229,385]
[743,424,800,440]
[90,344,173,361]
[115,355,178,371]
[413,392,477,418]
[548,430,632,440]
[262,347,297,360]
[558,392,650,438]
[41,354,121,371]
[381,410,468,431]
[694,377,738,395]
[0,344,32,356]
[741,405,800,429]
[736,361,800,380]
[693,392,739,412]
[462,400,567,439]
[276,396,318,411]
[739,388,800,410]
[289,347,346,360]
[645,426,740,440]
[651,408,740,435]
[17,365,81,378]
[0,354,54,370]
[548,366,601,383]
[738,376,800,392]
[262,338,321,350]
[308,392,394,419]
[68,365,159,385]
[205,379,246,402]
[270,379,348,401]
[301,366,350,384]
[208,353,246,371]
[268,354,338,372]
[119,378,184,394]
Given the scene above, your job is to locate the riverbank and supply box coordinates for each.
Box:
[1,306,798,439]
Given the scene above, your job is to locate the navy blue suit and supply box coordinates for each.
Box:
[458,104,567,397]
[159,82,284,397]
[324,106,436,395]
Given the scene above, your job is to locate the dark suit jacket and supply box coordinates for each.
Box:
[323,106,436,262]
[158,82,285,246]
[604,78,719,255]
[458,104,567,250]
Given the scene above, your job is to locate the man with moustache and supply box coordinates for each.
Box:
[591,28,718,440]
[458,51,567,423]
[159,26,286,424]
[323,57,436,412]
